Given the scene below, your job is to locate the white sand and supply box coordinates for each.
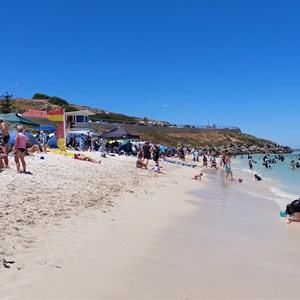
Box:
[1,152,300,299]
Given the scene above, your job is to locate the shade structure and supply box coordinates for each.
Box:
[99,127,139,140]
[48,135,58,148]
[8,130,42,151]
[0,113,39,126]
[33,125,56,131]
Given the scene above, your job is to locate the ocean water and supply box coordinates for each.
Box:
[233,150,300,209]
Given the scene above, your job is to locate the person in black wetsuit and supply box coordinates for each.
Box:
[285,198,300,223]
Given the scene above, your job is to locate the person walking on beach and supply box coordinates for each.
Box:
[14,125,27,174]
[0,118,10,154]
[225,153,233,180]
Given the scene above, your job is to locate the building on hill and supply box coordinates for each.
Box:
[22,110,48,118]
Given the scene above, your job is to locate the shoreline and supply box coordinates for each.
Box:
[1,154,300,299]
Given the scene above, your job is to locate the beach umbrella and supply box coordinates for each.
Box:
[8,130,42,151]
[33,125,56,131]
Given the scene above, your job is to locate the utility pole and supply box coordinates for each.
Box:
[16,81,19,112]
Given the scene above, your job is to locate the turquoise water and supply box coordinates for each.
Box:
[234,150,300,206]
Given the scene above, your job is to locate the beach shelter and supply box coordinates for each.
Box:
[99,126,139,140]
[8,130,43,151]
[0,113,39,126]
[33,125,56,131]
[48,135,58,148]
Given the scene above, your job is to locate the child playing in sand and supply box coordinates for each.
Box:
[191,173,203,180]
[151,162,164,173]
[136,152,148,169]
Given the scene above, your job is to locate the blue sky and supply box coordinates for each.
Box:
[1,0,300,148]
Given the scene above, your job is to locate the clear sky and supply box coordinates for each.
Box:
[1,0,300,148]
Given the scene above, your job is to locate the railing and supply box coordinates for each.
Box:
[90,119,240,130]
[67,123,91,131]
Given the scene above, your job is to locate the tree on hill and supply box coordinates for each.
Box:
[32,93,51,99]
[0,92,13,113]
[32,93,78,112]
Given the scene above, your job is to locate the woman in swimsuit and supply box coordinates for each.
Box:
[14,125,27,173]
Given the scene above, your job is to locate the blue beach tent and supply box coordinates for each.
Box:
[47,135,58,149]
[8,130,42,151]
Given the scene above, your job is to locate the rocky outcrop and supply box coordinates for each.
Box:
[215,143,293,155]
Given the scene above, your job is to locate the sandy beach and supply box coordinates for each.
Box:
[1,152,300,299]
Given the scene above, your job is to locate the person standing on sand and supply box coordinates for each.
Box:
[14,125,27,174]
[0,118,10,154]
[0,145,9,169]
[39,130,48,153]
[87,131,93,151]
[152,144,160,167]
[202,155,208,168]
[142,141,151,166]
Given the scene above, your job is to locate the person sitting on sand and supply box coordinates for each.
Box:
[136,152,148,169]
[285,198,300,223]
[74,153,101,163]
[191,172,203,180]
[25,141,41,156]
[151,161,164,173]
[254,174,262,181]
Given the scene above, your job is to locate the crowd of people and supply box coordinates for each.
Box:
[1,118,299,226]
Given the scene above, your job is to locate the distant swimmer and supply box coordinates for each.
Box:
[291,159,296,169]
[285,198,300,223]
[254,174,262,181]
